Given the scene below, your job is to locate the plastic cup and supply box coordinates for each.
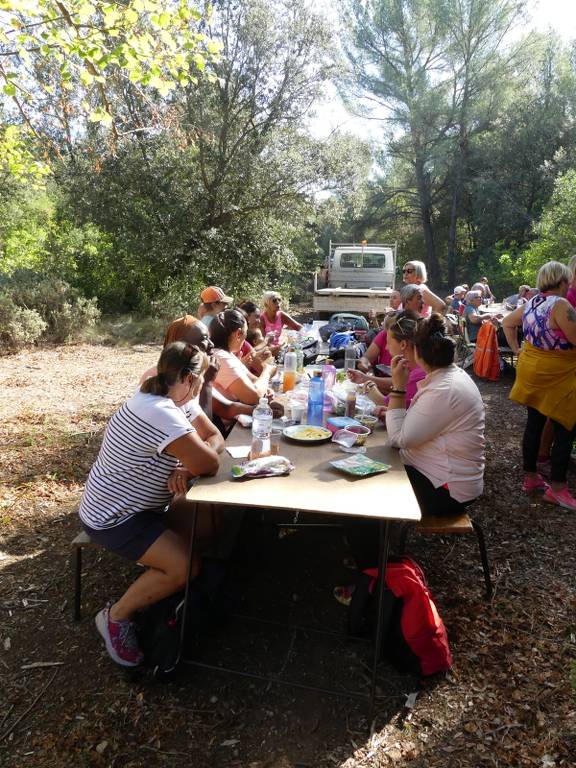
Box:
[270,427,283,455]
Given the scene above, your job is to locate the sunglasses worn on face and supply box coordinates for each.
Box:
[402,268,415,274]
[271,297,281,304]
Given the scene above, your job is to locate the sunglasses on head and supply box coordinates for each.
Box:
[402,268,415,274]
[391,316,417,336]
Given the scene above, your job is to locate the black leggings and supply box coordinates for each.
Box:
[522,406,575,483]
[345,466,472,570]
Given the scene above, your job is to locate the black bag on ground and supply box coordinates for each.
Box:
[136,558,230,679]
[347,569,421,675]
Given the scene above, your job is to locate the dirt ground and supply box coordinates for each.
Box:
[1,343,575,768]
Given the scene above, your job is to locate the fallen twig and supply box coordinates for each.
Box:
[0,669,58,742]
[21,661,64,670]
[140,745,189,758]
[0,704,15,732]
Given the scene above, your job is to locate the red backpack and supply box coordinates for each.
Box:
[347,557,452,677]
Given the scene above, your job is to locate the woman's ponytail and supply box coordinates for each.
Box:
[414,313,455,367]
[140,342,207,396]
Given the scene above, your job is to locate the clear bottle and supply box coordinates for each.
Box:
[307,372,325,426]
[344,340,356,372]
[250,397,273,460]
[322,360,337,392]
[294,342,304,374]
[283,346,297,392]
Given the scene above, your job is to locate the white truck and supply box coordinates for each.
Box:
[313,241,398,317]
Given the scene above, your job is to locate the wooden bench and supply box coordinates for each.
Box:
[398,512,493,599]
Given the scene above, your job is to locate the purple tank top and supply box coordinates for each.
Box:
[522,294,572,350]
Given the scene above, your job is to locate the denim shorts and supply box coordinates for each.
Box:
[82,510,167,562]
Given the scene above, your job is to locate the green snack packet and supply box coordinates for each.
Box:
[330,454,391,477]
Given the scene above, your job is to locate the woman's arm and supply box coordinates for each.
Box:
[191,411,225,453]
[552,298,576,345]
[357,341,381,372]
[421,286,446,313]
[165,431,220,476]
[502,304,524,353]
[467,309,483,326]
[280,311,302,331]
[226,363,274,405]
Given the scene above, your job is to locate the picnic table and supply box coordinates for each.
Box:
[185,421,421,707]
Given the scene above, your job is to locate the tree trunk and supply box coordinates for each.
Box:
[414,155,439,284]
[446,135,466,289]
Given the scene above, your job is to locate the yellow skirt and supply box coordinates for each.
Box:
[510,342,576,430]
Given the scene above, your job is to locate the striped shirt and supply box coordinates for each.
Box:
[79,390,197,530]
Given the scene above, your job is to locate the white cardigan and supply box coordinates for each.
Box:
[386,365,485,502]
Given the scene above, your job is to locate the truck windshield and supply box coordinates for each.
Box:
[340,252,387,269]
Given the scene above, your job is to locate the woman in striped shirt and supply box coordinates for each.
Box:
[79,342,221,668]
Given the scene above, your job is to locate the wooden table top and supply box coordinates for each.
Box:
[186,423,421,522]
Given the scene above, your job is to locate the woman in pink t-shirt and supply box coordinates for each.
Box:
[361,311,426,417]
[211,309,275,406]
[259,290,302,343]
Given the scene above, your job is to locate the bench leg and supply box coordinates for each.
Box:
[471,520,493,600]
[74,546,82,621]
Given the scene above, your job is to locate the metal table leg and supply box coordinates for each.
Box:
[370,520,391,711]
[179,502,198,656]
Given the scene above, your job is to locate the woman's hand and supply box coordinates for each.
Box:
[390,354,410,390]
[373,405,387,421]
[347,369,369,384]
[356,357,372,373]
[167,467,194,497]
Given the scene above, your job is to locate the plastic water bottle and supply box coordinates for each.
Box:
[344,340,356,372]
[250,397,273,459]
[307,372,325,426]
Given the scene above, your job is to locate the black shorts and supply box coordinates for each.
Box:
[82,510,167,562]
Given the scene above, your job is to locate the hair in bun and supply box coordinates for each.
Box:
[413,313,455,367]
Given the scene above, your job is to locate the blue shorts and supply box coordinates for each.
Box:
[82,510,167,562]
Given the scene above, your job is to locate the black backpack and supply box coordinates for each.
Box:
[347,570,421,675]
[136,558,230,679]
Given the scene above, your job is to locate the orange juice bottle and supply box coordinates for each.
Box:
[283,370,296,392]
[283,348,297,392]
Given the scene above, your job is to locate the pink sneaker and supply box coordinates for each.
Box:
[522,474,549,495]
[95,606,143,667]
[543,486,576,511]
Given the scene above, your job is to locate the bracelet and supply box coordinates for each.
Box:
[389,389,406,395]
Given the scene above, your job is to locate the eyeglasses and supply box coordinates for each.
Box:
[402,268,415,274]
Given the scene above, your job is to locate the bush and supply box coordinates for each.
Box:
[0,294,47,351]
[3,276,100,344]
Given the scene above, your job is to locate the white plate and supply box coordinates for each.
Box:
[282,425,332,443]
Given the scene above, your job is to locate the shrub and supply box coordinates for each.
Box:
[4,276,100,343]
[0,294,47,351]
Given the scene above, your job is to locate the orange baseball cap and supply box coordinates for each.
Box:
[200,286,233,304]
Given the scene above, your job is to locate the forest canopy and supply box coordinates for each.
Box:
[2,0,576,336]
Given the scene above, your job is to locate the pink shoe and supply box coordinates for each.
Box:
[522,474,549,495]
[543,486,576,511]
[96,606,143,667]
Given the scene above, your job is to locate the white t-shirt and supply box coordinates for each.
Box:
[213,349,253,402]
[79,390,196,530]
[386,365,485,502]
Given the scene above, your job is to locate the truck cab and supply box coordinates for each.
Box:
[313,241,398,317]
[326,243,396,289]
